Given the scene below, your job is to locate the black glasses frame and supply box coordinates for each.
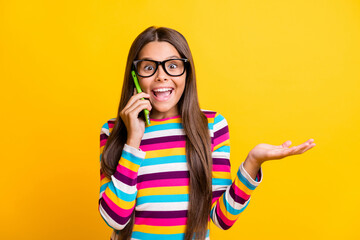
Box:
[132,58,189,78]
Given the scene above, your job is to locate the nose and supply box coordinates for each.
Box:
[155,64,168,82]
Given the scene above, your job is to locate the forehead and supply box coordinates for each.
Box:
[138,41,181,60]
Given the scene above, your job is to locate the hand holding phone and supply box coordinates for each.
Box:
[131,70,151,126]
[120,89,150,149]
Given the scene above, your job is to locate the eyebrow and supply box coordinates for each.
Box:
[140,55,181,61]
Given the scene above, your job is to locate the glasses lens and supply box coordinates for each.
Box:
[165,59,185,76]
[137,60,157,77]
[136,59,186,77]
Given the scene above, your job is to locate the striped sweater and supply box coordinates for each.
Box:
[99,110,263,240]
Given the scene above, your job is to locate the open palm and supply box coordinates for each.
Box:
[249,139,316,164]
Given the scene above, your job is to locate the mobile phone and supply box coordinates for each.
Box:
[131,70,151,126]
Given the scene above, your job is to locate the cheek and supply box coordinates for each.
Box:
[180,78,186,92]
[176,80,186,98]
[139,79,152,93]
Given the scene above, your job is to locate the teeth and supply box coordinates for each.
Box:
[153,88,173,92]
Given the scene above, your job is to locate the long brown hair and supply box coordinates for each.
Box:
[101,26,212,240]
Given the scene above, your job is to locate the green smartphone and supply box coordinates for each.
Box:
[131,70,151,126]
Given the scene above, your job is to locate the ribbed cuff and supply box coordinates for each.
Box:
[123,143,146,159]
[240,161,263,187]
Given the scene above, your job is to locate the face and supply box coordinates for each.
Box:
[136,41,186,119]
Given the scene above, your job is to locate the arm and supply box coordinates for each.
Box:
[242,155,262,180]
[98,121,145,230]
[210,113,263,230]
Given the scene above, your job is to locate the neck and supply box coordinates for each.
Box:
[149,108,180,120]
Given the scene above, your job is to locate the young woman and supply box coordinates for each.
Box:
[99,26,316,240]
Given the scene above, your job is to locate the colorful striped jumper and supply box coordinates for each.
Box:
[99,110,263,240]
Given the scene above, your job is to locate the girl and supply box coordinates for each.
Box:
[99,26,316,240]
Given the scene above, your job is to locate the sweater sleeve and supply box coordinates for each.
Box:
[98,121,146,230]
[210,113,263,230]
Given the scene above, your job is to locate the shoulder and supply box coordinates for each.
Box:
[200,109,228,127]
[100,117,117,137]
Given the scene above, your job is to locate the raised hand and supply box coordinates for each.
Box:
[248,139,316,165]
[242,139,316,180]
[119,88,152,149]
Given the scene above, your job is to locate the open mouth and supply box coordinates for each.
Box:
[152,88,174,101]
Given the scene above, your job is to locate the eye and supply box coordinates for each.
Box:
[144,65,154,71]
[168,63,177,69]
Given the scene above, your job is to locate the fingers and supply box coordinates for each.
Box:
[281,140,292,148]
[299,140,316,154]
[123,89,150,112]
[126,99,152,116]
[290,139,316,155]
[120,89,151,121]
[125,102,152,120]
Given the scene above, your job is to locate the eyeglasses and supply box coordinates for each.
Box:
[133,58,188,78]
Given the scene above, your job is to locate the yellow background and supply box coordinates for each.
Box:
[1,0,359,239]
